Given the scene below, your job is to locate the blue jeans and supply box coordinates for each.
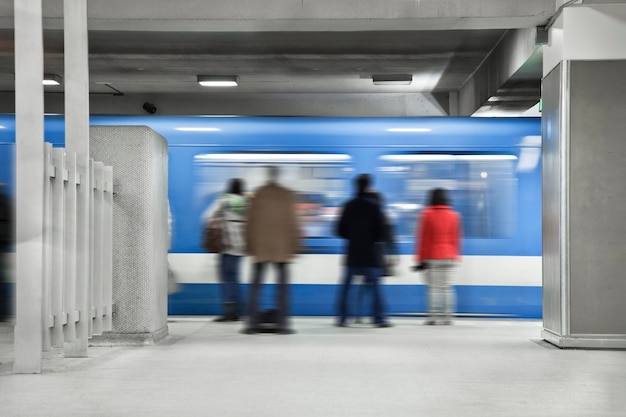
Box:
[219,254,242,305]
[337,266,386,325]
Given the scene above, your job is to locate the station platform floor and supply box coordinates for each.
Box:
[1,317,625,417]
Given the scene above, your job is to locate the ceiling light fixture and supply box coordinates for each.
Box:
[372,74,412,85]
[175,127,221,132]
[197,75,238,87]
[195,154,351,163]
[387,128,432,133]
[43,74,62,86]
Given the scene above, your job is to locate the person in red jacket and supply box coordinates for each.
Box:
[414,188,462,325]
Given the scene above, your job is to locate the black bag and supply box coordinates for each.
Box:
[412,262,429,272]
[381,223,399,277]
[382,253,399,277]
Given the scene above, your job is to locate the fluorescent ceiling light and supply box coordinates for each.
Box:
[387,128,432,133]
[175,127,221,132]
[381,154,517,162]
[457,155,517,161]
[43,74,62,86]
[372,74,412,85]
[195,153,351,163]
[197,75,238,87]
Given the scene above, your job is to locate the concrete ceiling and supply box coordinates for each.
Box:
[0,0,556,116]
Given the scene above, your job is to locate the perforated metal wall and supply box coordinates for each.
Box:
[90,126,168,335]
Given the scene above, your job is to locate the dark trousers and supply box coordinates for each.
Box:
[219,254,242,306]
[337,266,385,325]
[247,262,290,329]
[0,252,9,320]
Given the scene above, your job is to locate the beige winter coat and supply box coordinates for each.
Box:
[246,183,301,263]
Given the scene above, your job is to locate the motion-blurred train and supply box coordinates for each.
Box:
[0,115,542,318]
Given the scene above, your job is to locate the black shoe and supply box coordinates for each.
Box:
[224,303,239,322]
[213,316,230,323]
[335,322,348,328]
[375,322,393,328]
[276,328,296,335]
[241,327,259,335]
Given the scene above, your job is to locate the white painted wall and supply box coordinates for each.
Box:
[565,5,626,60]
[544,4,626,76]
[543,15,564,75]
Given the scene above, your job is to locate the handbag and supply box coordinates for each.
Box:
[412,262,429,272]
[382,254,399,277]
[201,204,228,253]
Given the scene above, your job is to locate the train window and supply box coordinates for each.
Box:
[377,154,518,239]
[194,153,353,239]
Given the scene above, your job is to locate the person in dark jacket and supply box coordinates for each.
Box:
[355,190,398,323]
[335,174,392,328]
[414,187,462,325]
[0,185,13,321]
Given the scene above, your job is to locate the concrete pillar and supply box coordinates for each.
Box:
[541,3,626,348]
[63,0,90,158]
[89,126,169,345]
[63,0,90,358]
[13,0,45,373]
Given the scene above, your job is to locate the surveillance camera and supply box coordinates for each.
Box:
[142,102,157,114]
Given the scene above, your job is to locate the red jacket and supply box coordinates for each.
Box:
[415,205,461,262]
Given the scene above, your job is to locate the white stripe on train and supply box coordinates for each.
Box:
[168,254,541,287]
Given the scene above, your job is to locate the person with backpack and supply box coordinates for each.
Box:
[204,179,248,322]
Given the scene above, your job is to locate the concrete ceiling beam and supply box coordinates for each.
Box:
[457,28,542,116]
[0,0,556,31]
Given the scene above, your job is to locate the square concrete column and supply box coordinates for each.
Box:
[541,61,626,348]
[90,126,168,344]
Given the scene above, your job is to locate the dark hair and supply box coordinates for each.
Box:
[226,178,244,195]
[355,174,371,194]
[428,187,449,206]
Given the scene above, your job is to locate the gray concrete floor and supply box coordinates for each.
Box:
[1,318,625,417]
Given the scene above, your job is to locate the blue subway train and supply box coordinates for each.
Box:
[0,115,542,318]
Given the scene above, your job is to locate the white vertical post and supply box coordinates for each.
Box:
[63,152,80,355]
[64,0,90,345]
[64,0,90,159]
[92,161,103,335]
[74,155,90,351]
[42,143,53,351]
[14,0,45,374]
[102,166,113,331]
[50,148,66,347]
[88,159,94,337]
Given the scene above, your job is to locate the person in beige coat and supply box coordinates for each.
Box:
[242,166,301,334]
